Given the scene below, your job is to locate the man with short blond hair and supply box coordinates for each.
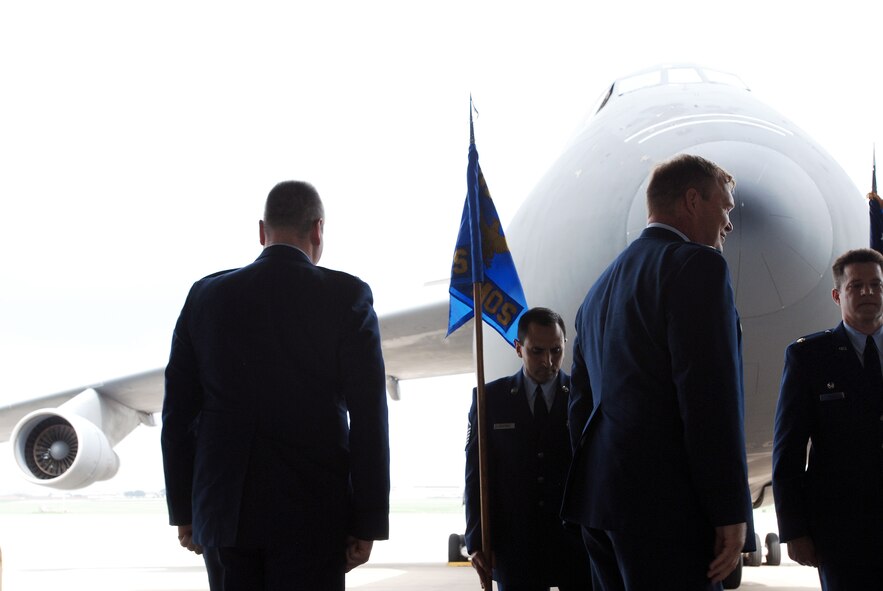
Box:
[563,154,754,590]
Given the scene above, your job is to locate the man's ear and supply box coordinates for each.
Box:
[310,218,324,246]
[684,188,702,215]
[832,287,842,306]
[259,220,266,245]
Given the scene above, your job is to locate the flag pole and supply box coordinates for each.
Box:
[473,282,492,563]
[452,96,527,581]
[869,144,883,254]
[469,95,493,566]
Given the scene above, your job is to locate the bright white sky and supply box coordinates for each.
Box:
[1,1,882,495]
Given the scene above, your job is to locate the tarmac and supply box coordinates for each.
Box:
[0,559,824,590]
[0,498,823,591]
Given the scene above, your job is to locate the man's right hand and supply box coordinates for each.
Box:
[345,537,374,572]
[469,549,493,590]
[707,522,746,583]
[176,524,203,555]
[787,535,818,567]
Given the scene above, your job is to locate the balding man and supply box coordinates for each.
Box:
[161,181,389,591]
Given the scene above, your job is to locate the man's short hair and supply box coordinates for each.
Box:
[832,248,883,289]
[646,154,735,216]
[264,181,324,237]
[517,307,566,342]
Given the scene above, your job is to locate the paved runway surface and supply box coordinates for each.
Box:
[0,498,822,590]
[349,562,822,590]
[0,560,824,590]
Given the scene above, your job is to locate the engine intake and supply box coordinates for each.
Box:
[23,415,79,478]
[9,388,144,490]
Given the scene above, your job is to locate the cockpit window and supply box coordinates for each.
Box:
[583,64,750,132]
[596,64,750,115]
[591,83,615,115]
[667,67,703,84]
[615,71,662,95]
[703,69,748,89]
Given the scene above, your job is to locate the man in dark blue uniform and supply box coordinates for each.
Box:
[465,307,591,591]
[562,154,754,590]
[162,181,390,591]
[773,248,883,590]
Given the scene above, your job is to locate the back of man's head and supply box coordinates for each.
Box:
[646,154,734,217]
[264,181,324,237]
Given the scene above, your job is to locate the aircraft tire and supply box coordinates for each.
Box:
[744,533,763,567]
[448,533,465,562]
[722,556,742,589]
[764,532,781,566]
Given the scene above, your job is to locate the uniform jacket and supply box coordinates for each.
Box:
[465,370,590,587]
[772,322,883,564]
[562,227,755,547]
[161,245,390,554]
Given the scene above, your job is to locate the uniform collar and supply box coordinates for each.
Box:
[258,243,313,264]
[841,320,883,360]
[646,222,689,242]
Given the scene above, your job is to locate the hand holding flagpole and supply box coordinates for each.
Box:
[448,97,528,589]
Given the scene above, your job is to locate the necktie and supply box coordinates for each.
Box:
[864,335,883,392]
[534,386,548,431]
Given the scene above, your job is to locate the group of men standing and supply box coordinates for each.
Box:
[159,155,882,591]
[463,155,883,591]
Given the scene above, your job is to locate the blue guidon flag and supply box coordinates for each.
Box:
[447,102,528,346]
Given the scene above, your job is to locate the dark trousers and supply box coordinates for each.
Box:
[582,527,720,591]
[819,562,883,591]
[203,547,224,590]
[217,545,345,591]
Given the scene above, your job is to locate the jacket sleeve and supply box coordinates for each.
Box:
[463,387,481,553]
[340,280,390,541]
[667,248,753,529]
[568,329,593,451]
[161,285,203,526]
[772,342,815,542]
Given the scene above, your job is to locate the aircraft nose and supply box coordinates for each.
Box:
[628,141,835,319]
[711,143,833,319]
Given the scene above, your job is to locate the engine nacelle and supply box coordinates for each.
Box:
[9,388,146,489]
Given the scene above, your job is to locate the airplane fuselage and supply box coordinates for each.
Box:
[483,65,866,502]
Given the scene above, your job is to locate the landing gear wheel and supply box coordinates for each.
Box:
[722,556,742,589]
[745,533,763,567]
[764,532,781,566]
[448,533,466,562]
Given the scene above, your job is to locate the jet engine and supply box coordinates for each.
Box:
[9,388,150,489]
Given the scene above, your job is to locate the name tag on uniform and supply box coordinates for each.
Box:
[493,423,516,430]
[819,392,846,402]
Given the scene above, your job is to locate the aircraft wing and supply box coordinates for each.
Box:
[379,299,474,385]
[0,368,164,444]
[0,299,472,448]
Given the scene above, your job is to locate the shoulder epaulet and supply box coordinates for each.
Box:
[793,329,833,345]
[479,375,513,396]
